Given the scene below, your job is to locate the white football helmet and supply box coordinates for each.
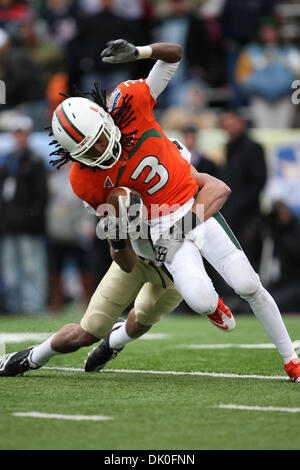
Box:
[51,97,122,169]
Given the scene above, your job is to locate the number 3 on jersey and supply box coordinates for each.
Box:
[130,155,169,195]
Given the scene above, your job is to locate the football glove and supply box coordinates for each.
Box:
[154,237,183,267]
[154,221,185,267]
[101,39,138,64]
[97,194,145,248]
[97,211,127,250]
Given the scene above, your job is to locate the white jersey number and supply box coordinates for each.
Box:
[130,156,169,195]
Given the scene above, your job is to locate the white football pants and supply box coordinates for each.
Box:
[164,214,297,363]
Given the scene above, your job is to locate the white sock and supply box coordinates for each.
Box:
[109,323,134,350]
[242,286,298,364]
[29,334,62,367]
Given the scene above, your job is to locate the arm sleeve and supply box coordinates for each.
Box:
[169,138,192,163]
[146,60,180,100]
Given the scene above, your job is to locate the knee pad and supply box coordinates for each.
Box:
[135,285,182,327]
[221,250,261,298]
[80,290,124,339]
[183,283,218,315]
[234,271,261,298]
[80,312,115,339]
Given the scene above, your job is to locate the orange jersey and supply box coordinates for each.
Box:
[69,79,198,219]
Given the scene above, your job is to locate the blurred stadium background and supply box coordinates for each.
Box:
[0,0,300,317]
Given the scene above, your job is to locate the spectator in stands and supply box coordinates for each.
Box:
[180,123,222,311]
[182,125,220,177]
[266,201,300,312]
[153,0,218,108]
[0,0,30,29]
[46,162,95,312]
[109,0,153,79]
[44,0,82,46]
[220,0,276,107]
[186,0,226,89]
[2,21,47,130]
[235,17,300,128]
[220,109,267,270]
[0,115,48,314]
[43,1,83,99]
[20,12,64,80]
[0,267,5,312]
[66,0,135,93]
[159,78,218,131]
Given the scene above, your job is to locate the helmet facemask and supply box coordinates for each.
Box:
[50,86,137,171]
[70,109,122,169]
[51,98,122,170]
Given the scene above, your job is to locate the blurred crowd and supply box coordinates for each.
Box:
[0,0,300,315]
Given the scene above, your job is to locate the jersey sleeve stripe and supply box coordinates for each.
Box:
[127,128,163,160]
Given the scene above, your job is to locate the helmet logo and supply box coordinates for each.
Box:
[104,176,114,188]
[90,106,99,113]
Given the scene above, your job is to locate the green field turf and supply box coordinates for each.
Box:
[0,310,300,450]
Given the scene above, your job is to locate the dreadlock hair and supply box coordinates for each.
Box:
[48,82,138,170]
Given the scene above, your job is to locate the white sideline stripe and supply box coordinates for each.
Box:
[43,366,287,381]
[13,412,112,421]
[1,333,298,349]
[0,333,51,343]
[180,340,300,350]
[183,343,275,349]
[217,404,300,413]
[0,332,170,344]
[141,333,170,340]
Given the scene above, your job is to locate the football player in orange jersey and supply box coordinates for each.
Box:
[51,39,299,380]
[49,40,235,332]
[0,43,235,379]
[1,41,299,381]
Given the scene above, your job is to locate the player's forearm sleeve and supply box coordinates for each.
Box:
[146,60,180,100]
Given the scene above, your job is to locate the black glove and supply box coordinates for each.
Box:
[101,39,138,64]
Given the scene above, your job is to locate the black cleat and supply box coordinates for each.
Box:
[85,317,125,372]
[0,346,40,377]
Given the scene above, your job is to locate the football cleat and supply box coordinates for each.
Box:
[284,358,300,383]
[85,317,125,372]
[207,298,236,332]
[0,346,40,377]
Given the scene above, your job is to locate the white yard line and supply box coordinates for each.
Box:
[0,333,52,343]
[44,366,288,381]
[13,412,112,421]
[216,404,300,413]
[182,343,276,349]
[1,332,299,350]
[0,332,170,344]
[141,333,170,340]
[179,340,300,350]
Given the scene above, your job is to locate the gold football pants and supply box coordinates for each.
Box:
[80,257,182,339]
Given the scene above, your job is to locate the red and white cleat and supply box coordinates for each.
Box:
[207,298,236,332]
[284,358,300,383]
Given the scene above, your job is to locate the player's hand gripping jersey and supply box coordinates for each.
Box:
[69,77,198,219]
